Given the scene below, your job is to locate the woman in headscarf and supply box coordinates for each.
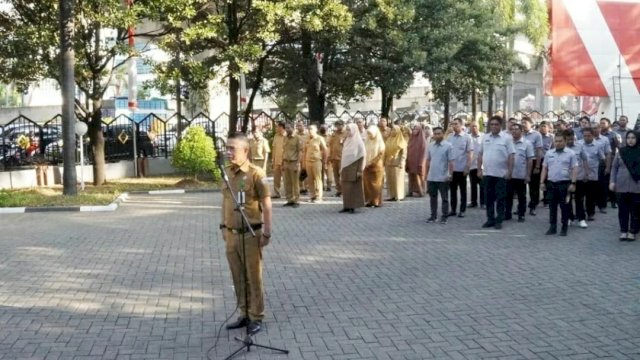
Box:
[363,125,386,207]
[406,125,427,197]
[384,125,408,201]
[610,130,640,241]
[340,123,366,213]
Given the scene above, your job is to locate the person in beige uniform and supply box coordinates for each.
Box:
[271,122,286,198]
[249,128,270,171]
[283,123,303,207]
[384,125,408,201]
[303,125,328,202]
[221,134,272,335]
[296,120,309,194]
[328,120,346,196]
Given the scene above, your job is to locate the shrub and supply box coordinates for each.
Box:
[171,126,220,181]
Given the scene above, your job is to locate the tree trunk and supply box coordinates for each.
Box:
[381,87,393,118]
[443,91,450,130]
[471,90,477,124]
[487,86,494,118]
[228,76,239,135]
[60,0,77,195]
[89,99,106,186]
[242,54,269,133]
[302,34,325,124]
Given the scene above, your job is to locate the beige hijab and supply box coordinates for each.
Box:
[341,123,366,171]
[365,125,385,165]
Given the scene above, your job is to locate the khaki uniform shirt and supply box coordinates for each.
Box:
[222,161,270,229]
[272,133,285,165]
[305,135,327,163]
[249,137,270,161]
[283,135,303,169]
[328,130,345,161]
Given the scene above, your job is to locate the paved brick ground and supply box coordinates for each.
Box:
[0,191,639,360]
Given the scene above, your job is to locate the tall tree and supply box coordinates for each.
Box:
[149,0,352,133]
[0,0,166,185]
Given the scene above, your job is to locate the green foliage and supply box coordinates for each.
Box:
[172,126,220,181]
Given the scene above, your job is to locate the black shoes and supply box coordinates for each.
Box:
[545,225,557,235]
[482,222,496,228]
[529,209,536,216]
[599,208,607,214]
[247,320,262,335]
[468,203,478,208]
[517,216,525,223]
[339,208,355,214]
[291,203,300,208]
[426,217,437,223]
[504,215,513,221]
[559,225,568,236]
[587,216,595,221]
[457,212,465,218]
[447,212,457,217]
[226,317,250,330]
[385,198,397,202]
[282,202,293,207]
[439,217,448,224]
[335,192,342,197]
[226,317,262,335]
[494,223,503,230]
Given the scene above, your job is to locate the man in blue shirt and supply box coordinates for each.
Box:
[478,116,515,230]
[505,124,535,222]
[522,117,544,216]
[426,127,455,224]
[577,128,605,225]
[446,118,473,218]
[541,133,578,236]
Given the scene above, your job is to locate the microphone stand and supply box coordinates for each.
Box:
[217,155,289,360]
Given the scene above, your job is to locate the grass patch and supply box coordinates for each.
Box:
[0,176,218,208]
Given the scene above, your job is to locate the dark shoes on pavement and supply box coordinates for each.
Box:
[482,222,496,228]
[247,320,262,335]
[226,317,250,330]
[517,216,525,223]
[339,208,355,214]
[529,209,536,216]
[226,317,262,335]
[559,225,568,236]
[545,225,557,235]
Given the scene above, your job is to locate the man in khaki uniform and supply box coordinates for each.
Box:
[283,123,303,207]
[303,125,328,202]
[221,134,272,335]
[328,120,346,196]
[296,120,309,194]
[271,122,286,198]
[249,128,270,171]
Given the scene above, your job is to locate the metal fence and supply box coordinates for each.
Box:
[0,109,594,171]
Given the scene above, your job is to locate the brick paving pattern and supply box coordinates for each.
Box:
[0,191,638,359]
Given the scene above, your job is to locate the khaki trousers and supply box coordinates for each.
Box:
[331,159,342,193]
[225,229,264,321]
[306,160,323,200]
[252,159,265,169]
[272,164,283,197]
[283,162,300,203]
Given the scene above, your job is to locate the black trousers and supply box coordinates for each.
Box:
[484,176,507,224]
[548,181,571,227]
[528,159,542,210]
[573,180,598,220]
[617,193,640,234]
[469,169,485,206]
[449,171,467,213]
[428,181,449,219]
[598,162,615,208]
[506,179,527,218]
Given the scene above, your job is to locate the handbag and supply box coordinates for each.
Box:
[299,169,308,182]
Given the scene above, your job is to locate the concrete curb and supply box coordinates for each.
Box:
[0,192,129,214]
[0,189,218,214]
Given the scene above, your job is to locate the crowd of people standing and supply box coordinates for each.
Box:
[251,114,640,241]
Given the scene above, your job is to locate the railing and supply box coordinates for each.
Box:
[0,109,595,171]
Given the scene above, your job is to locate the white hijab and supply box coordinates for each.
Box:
[341,123,366,171]
[365,125,385,165]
